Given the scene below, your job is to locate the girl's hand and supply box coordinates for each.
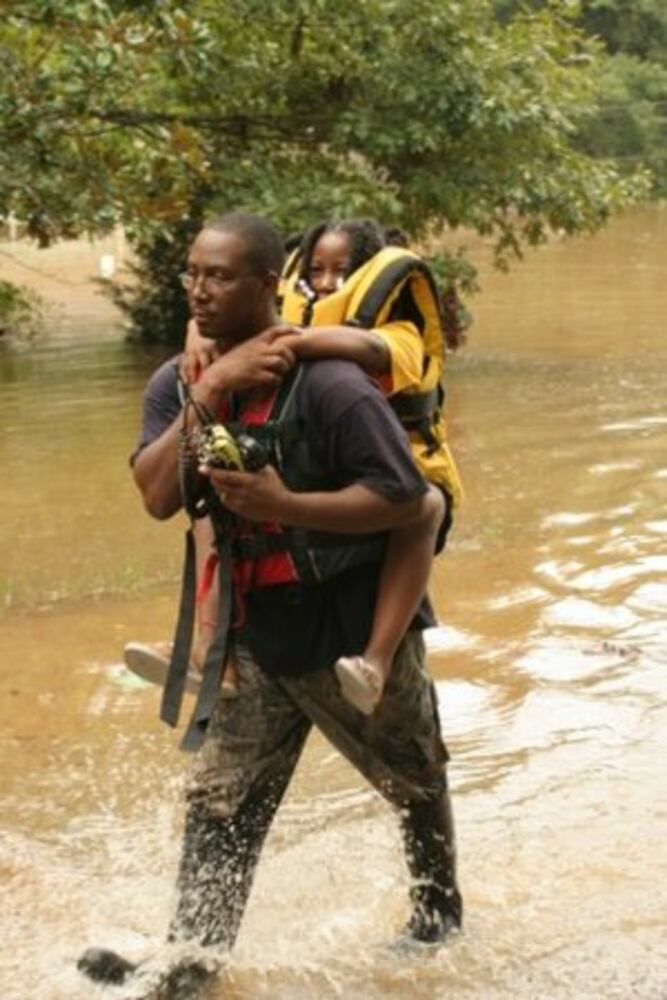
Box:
[181,318,219,384]
[256,323,302,356]
[199,327,297,395]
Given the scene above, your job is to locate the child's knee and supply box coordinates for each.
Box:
[422,485,445,530]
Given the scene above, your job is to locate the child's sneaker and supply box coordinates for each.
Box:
[334,655,383,715]
[123,641,201,694]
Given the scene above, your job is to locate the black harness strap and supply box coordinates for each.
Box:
[161,384,224,738]
[181,528,234,753]
[284,527,320,583]
[177,379,213,521]
[180,373,311,747]
[161,528,197,728]
[161,374,305,750]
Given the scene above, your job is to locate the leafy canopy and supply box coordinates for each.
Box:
[0,0,650,336]
[496,0,667,195]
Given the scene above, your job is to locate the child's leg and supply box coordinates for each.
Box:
[366,485,445,671]
[123,639,201,694]
[336,486,444,715]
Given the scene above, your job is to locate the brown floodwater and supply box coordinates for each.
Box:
[0,207,666,999]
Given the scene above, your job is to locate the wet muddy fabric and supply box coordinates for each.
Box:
[187,631,450,817]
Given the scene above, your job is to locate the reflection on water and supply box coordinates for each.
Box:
[1,207,666,999]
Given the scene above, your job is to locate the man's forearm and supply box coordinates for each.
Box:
[277,483,427,533]
[133,418,184,519]
[133,381,224,519]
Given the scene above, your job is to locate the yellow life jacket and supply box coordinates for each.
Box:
[280,246,462,505]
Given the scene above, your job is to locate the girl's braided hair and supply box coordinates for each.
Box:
[298,217,388,281]
[298,217,465,349]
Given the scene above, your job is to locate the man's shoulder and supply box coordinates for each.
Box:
[300,357,369,382]
[145,353,183,399]
[298,358,379,403]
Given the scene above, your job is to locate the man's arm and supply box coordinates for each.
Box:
[133,330,296,520]
[133,411,196,520]
[201,463,430,531]
[202,358,429,530]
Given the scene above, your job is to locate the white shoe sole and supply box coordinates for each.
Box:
[334,656,382,715]
[123,642,201,695]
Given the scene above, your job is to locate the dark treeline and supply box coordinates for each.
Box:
[496,0,667,195]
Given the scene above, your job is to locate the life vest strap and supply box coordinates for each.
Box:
[352,255,440,332]
[390,385,444,456]
[390,386,441,422]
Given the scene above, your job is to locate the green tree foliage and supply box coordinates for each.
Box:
[580,0,667,61]
[0,0,649,339]
[579,0,667,194]
[497,0,667,195]
[0,280,43,339]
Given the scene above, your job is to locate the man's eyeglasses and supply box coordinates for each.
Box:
[178,270,236,292]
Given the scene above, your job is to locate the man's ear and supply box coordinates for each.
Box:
[261,270,280,302]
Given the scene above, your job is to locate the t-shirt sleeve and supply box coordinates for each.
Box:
[130,356,182,463]
[373,319,423,395]
[300,360,427,503]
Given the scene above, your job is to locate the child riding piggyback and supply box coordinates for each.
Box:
[126,217,463,715]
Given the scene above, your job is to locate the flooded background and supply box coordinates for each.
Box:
[1,207,666,999]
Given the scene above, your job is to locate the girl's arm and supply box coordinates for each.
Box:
[264,318,424,394]
[181,318,220,384]
[282,325,391,375]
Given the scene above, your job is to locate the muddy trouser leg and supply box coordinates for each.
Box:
[281,630,462,938]
[169,650,311,950]
[399,784,462,939]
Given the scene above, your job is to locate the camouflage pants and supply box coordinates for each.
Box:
[186,630,450,816]
[172,631,456,949]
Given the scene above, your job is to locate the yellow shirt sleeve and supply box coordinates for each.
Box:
[372,320,424,396]
[373,322,463,506]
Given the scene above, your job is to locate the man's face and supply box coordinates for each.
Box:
[184,228,271,343]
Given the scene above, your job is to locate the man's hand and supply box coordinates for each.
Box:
[200,463,292,522]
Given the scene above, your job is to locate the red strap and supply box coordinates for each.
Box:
[240,388,279,426]
[196,551,219,605]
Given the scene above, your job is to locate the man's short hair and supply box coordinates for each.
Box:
[204,212,285,276]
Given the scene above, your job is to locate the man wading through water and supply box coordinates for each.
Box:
[78,213,462,1000]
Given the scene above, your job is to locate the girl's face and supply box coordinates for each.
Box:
[308,230,352,299]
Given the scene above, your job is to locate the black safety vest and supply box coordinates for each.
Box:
[162,365,386,752]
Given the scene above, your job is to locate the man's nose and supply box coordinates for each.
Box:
[190,274,210,299]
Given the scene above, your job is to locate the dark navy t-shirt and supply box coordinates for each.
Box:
[134,356,435,674]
